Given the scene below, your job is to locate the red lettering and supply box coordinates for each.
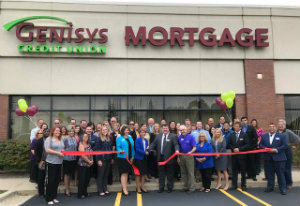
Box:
[74,28,84,43]
[170,27,184,46]
[236,28,253,47]
[98,29,108,44]
[218,28,235,47]
[16,23,34,42]
[36,27,47,42]
[184,28,199,46]
[86,28,98,43]
[148,26,168,46]
[255,28,269,47]
[199,27,217,47]
[125,26,146,46]
[49,28,64,43]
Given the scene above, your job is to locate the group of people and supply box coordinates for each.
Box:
[28,116,300,205]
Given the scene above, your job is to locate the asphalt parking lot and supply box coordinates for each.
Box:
[20,187,300,206]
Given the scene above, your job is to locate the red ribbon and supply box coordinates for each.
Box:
[157,148,272,166]
[61,150,140,176]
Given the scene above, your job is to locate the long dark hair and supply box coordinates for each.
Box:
[251,119,259,129]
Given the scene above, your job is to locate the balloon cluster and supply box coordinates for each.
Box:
[215,90,236,110]
[15,99,39,117]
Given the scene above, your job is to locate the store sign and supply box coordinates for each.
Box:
[3,16,107,54]
[3,16,269,55]
[125,26,269,47]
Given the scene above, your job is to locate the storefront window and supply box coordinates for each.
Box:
[285,95,300,135]
[9,95,233,139]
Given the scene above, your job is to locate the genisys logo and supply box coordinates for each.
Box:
[3,16,107,54]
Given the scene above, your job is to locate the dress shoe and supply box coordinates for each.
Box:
[252,177,257,181]
[181,188,189,192]
[230,186,237,190]
[264,188,274,193]
[280,191,287,195]
[167,189,172,193]
[287,186,292,190]
[241,186,247,191]
[157,189,164,193]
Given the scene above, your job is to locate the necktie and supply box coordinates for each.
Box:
[235,132,239,142]
[161,134,166,154]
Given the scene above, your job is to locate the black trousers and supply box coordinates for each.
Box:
[78,166,90,197]
[108,163,113,185]
[246,153,256,178]
[158,156,175,190]
[37,167,46,196]
[45,163,61,202]
[232,157,247,188]
[97,160,110,193]
[30,161,38,182]
[199,168,212,189]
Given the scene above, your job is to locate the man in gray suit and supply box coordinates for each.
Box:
[146,118,155,134]
[151,124,180,193]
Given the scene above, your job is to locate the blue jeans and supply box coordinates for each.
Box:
[284,148,293,187]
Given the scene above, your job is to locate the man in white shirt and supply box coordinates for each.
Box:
[30,119,44,142]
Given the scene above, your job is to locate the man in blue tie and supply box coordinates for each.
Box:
[260,122,288,195]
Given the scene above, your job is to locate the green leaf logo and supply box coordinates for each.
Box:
[3,16,70,31]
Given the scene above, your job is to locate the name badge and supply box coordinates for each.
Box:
[166,139,170,142]
[239,138,244,141]
[275,137,280,140]
[181,138,184,141]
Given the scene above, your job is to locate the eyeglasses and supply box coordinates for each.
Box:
[199,135,206,137]
[38,133,43,134]
[54,122,60,124]
[129,124,134,126]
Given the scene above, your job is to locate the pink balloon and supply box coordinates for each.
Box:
[215,97,222,105]
[31,105,39,114]
[26,106,35,117]
[219,101,227,110]
[15,108,25,116]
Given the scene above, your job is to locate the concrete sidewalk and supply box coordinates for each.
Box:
[0,169,299,205]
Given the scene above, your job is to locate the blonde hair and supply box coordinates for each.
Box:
[212,128,224,143]
[151,123,161,134]
[100,126,110,142]
[35,129,44,139]
[197,132,209,143]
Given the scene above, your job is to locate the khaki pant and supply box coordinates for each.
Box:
[179,155,195,191]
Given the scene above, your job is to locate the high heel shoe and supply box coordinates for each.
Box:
[122,189,129,196]
[140,188,148,193]
[136,188,142,194]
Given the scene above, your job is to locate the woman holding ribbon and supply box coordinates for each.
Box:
[116,126,135,196]
[134,128,149,193]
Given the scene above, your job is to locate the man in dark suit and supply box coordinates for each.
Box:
[150,124,180,193]
[228,121,251,191]
[215,115,226,129]
[147,118,155,134]
[260,122,288,195]
[241,116,258,181]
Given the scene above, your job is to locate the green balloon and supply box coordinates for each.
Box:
[221,92,229,102]
[228,90,236,100]
[226,98,234,109]
[18,99,28,113]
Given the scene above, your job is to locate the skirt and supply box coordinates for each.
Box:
[117,158,133,174]
[214,155,228,171]
[133,159,148,175]
[63,160,77,176]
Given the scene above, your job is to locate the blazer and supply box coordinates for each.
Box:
[134,137,149,160]
[243,125,258,150]
[194,142,214,169]
[211,139,227,153]
[150,133,179,164]
[259,132,288,161]
[116,135,135,159]
[227,131,251,159]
